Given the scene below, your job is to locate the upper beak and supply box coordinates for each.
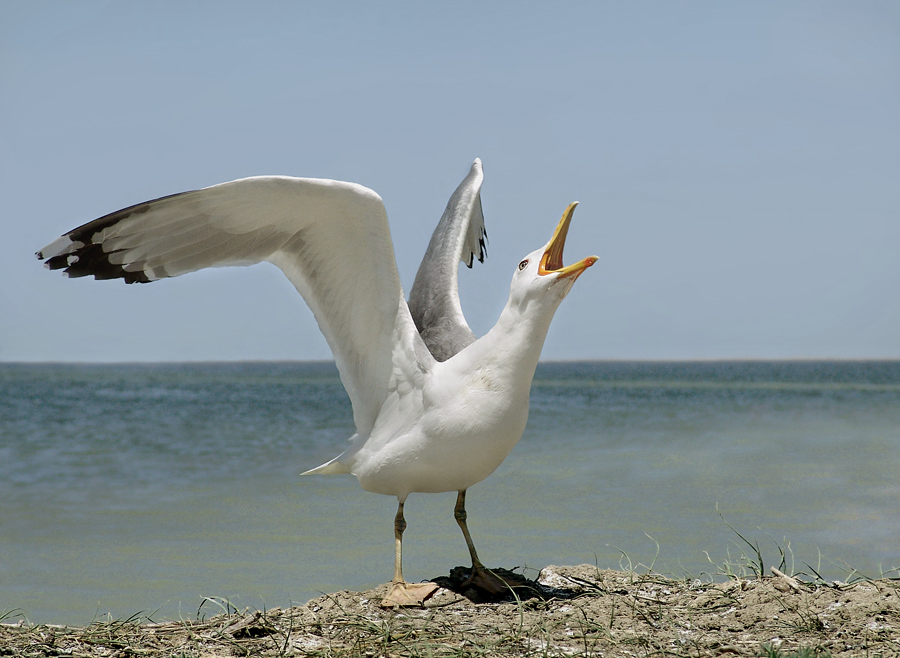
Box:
[538,202,598,280]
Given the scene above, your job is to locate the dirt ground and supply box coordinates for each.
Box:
[2,565,898,657]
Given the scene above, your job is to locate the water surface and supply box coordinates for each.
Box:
[2,361,898,625]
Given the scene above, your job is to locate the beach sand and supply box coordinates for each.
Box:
[2,565,898,657]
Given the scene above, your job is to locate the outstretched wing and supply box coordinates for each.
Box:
[37,176,434,436]
[407,158,487,362]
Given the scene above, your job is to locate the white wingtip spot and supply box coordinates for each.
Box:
[67,254,79,266]
[39,235,79,259]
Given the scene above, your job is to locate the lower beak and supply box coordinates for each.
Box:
[538,202,598,280]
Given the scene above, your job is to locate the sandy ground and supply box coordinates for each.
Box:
[2,565,898,657]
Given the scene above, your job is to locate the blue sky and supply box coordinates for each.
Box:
[2,1,898,361]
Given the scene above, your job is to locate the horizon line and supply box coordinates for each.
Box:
[3,357,900,366]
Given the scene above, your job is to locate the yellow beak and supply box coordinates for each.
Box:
[538,202,598,280]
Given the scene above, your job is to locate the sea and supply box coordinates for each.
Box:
[1,361,898,626]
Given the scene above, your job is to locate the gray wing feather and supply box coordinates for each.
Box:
[36,176,429,437]
[408,159,487,362]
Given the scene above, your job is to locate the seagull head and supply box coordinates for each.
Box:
[508,202,598,311]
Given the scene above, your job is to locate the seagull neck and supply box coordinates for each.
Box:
[478,298,556,379]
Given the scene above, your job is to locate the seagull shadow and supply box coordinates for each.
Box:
[429,566,578,604]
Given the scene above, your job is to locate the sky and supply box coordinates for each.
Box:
[2,1,898,362]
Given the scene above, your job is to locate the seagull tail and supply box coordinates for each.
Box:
[301,455,352,476]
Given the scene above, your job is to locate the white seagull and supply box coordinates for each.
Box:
[37,159,597,606]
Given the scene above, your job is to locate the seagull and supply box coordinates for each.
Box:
[37,159,597,607]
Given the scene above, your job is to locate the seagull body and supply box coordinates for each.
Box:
[38,159,597,605]
[341,314,537,498]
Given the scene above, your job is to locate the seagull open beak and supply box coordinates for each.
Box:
[538,202,598,280]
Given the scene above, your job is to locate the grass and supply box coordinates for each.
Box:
[759,645,834,658]
[1,521,897,657]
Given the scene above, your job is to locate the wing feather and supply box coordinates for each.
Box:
[407,159,487,362]
[37,175,434,436]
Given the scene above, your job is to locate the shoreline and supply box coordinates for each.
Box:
[3,565,898,657]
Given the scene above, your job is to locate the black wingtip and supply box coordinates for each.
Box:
[38,188,195,285]
[44,254,73,272]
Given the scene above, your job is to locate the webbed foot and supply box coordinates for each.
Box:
[465,566,518,595]
[380,581,440,608]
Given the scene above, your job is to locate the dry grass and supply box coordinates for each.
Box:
[2,563,898,658]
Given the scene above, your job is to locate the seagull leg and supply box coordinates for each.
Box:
[454,489,513,595]
[381,499,439,607]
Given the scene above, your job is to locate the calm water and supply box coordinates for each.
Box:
[2,361,898,625]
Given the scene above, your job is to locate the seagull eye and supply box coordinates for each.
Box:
[518,259,529,271]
